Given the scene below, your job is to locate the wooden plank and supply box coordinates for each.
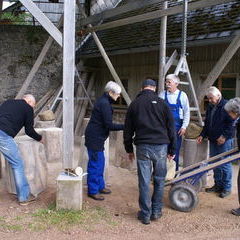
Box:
[75,73,95,136]
[197,35,240,104]
[158,1,168,94]
[19,0,62,46]
[80,0,163,26]
[83,0,232,33]
[15,16,63,99]
[166,152,240,186]
[62,0,75,169]
[164,50,178,76]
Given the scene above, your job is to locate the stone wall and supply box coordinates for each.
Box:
[0,25,62,102]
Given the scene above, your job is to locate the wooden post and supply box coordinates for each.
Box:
[62,0,75,168]
[158,1,168,94]
[198,35,240,104]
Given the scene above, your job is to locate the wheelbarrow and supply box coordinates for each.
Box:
[165,147,240,212]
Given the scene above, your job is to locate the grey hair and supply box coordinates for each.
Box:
[23,94,36,103]
[104,81,121,94]
[166,74,180,84]
[206,86,222,98]
[224,97,240,115]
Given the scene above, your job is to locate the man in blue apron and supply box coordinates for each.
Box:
[159,74,190,171]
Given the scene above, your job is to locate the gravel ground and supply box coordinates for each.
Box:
[0,163,240,240]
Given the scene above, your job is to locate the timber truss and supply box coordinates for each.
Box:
[11,0,238,169]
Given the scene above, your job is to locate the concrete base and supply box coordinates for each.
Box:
[56,173,82,210]
[3,135,47,196]
[36,127,63,163]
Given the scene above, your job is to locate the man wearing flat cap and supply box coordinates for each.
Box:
[124,79,176,225]
[159,74,190,171]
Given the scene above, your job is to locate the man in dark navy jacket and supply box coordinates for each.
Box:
[0,94,43,205]
[124,79,176,225]
[197,86,234,198]
[85,81,124,201]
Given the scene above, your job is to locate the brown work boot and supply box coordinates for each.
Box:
[99,188,112,194]
[19,194,37,206]
[88,194,105,201]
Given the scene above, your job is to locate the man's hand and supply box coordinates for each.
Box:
[178,128,186,136]
[128,153,135,162]
[40,138,45,144]
[216,135,226,145]
[196,136,203,144]
[167,154,175,161]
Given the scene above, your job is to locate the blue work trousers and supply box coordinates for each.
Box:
[0,130,30,202]
[209,138,233,191]
[87,149,105,195]
[136,144,168,219]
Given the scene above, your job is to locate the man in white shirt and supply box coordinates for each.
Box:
[159,74,190,171]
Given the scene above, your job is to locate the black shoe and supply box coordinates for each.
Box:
[99,188,112,194]
[231,208,240,216]
[137,211,150,225]
[88,194,104,201]
[150,212,162,221]
[205,185,222,193]
[19,194,37,206]
[219,190,231,198]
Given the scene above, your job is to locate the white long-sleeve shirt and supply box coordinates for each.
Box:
[159,89,190,129]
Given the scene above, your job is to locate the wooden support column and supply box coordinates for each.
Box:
[19,0,62,46]
[62,0,75,168]
[15,16,63,99]
[0,0,3,15]
[198,35,240,104]
[158,1,168,94]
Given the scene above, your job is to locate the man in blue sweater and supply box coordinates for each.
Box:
[197,87,234,198]
[85,81,124,201]
[0,94,43,205]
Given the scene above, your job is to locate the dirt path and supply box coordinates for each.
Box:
[1,164,240,240]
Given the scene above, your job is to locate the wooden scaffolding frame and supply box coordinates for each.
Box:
[14,0,238,169]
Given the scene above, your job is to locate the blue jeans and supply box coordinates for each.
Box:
[0,130,30,202]
[87,149,105,195]
[210,138,233,191]
[174,131,182,171]
[136,144,168,219]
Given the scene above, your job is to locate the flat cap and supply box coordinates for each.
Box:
[142,79,156,88]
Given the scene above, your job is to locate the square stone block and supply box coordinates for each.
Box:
[56,173,82,210]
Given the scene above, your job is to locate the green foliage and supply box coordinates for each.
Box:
[0,12,31,25]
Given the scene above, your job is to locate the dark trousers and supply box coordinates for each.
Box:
[238,167,240,204]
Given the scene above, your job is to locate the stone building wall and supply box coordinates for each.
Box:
[0,25,62,102]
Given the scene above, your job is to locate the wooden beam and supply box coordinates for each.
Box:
[78,3,131,105]
[19,0,62,46]
[83,0,232,33]
[15,16,63,99]
[62,0,75,169]
[197,35,240,104]
[80,0,163,26]
[158,1,168,94]
[164,50,178,76]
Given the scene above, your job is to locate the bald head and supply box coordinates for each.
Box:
[23,94,36,108]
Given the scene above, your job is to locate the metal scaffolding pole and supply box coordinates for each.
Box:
[158,1,168,94]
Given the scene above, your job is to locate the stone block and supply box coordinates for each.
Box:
[3,135,48,196]
[35,120,56,128]
[36,127,63,163]
[38,110,55,121]
[56,173,82,210]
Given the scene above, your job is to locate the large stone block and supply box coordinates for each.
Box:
[36,127,63,163]
[3,135,48,196]
[56,173,82,210]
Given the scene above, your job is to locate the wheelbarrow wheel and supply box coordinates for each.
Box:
[169,183,198,212]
